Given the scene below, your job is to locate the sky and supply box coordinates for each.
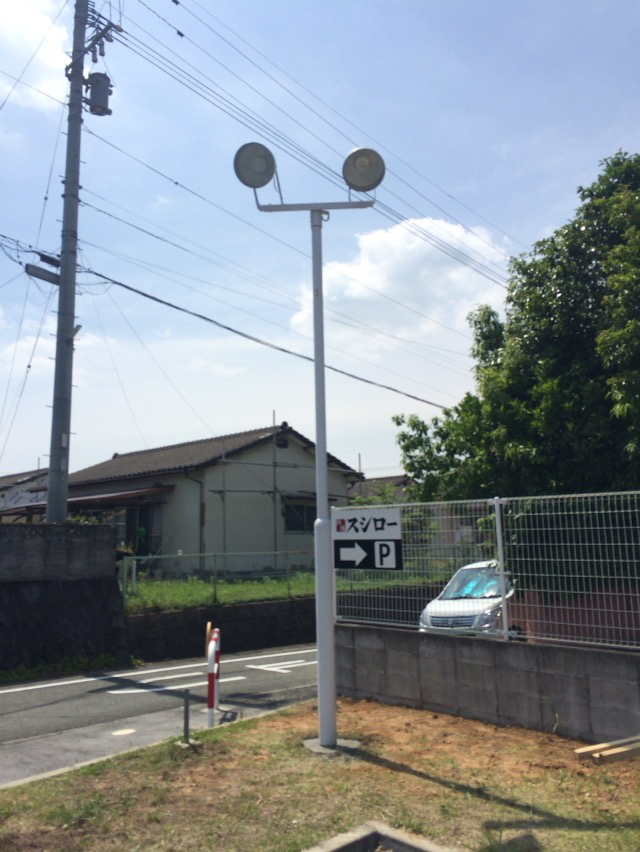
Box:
[1,0,639,481]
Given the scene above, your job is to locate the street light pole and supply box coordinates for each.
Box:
[234,144,385,748]
[310,206,336,745]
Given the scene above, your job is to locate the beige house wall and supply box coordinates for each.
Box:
[203,439,351,556]
[67,434,353,557]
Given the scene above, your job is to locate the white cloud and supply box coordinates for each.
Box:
[0,217,508,477]
[189,357,246,378]
[0,318,56,380]
[151,194,172,210]
[0,1,69,110]
[291,217,506,374]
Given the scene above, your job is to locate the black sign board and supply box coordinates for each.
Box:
[333,538,403,570]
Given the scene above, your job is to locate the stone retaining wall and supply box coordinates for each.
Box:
[126,597,316,660]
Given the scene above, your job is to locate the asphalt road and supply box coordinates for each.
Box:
[0,644,317,787]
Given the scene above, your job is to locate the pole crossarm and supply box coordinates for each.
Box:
[65,19,121,78]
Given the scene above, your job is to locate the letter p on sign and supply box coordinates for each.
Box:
[375,540,396,569]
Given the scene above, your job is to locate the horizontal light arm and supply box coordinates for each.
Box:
[257,200,374,213]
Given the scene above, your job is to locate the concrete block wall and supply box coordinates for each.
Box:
[0,524,126,670]
[335,624,640,744]
[0,524,117,581]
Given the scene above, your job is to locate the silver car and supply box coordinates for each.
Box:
[419,560,517,637]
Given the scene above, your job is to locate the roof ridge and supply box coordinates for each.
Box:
[108,425,277,460]
[66,422,355,485]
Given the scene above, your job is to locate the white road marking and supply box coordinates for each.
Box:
[0,648,316,695]
[107,676,245,695]
[0,662,206,695]
[135,672,209,685]
[246,660,317,674]
[230,649,316,664]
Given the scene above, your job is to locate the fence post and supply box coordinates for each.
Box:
[119,557,127,608]
[286,553,292,598]
[493,496,509,640]
[122,556,134,599]
[212,555,219,605]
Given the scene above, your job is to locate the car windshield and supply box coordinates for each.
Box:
[439,565,510,600]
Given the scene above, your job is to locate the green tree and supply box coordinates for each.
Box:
[395,151,640,500]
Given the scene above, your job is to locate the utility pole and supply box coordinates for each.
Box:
[46,0,87,522]
[46,0,117,522]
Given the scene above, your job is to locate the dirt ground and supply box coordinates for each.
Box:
[281,697,639,789]
[271,697,640,795]
[168,697,640,849]
[2,697,639,851]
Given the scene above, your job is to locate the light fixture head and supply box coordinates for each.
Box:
[234,142,276,189]
[342,147,385,192]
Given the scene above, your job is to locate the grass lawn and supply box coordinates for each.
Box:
[1,697,639,851]
[123,573,318,612]
[122,570,432,612]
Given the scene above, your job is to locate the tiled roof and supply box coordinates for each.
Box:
[69,423,355,486]
[348,474,412,501]
[0,469,48,492]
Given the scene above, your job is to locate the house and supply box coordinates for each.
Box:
[0,469,48,521]
[348,473,412,503]
[60,422,359,558]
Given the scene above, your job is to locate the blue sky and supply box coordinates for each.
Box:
[1,0,639,479]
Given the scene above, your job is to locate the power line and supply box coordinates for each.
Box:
[82,129,489,336]
[175,0,525,251]
[81,266,446,410]
[1,3,514,285]
[110,9,510,287]
[3,234,451,410]
[1,231,467,402]
[0,18,510,290]
[0,0,70,113]
[87,292,149,448]
[78,192,475,344]
[78,236,470,394]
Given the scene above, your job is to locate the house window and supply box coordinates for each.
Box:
[283,500,316,533]
[117,504,163,554]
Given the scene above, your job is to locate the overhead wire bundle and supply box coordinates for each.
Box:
[0,0,516,472]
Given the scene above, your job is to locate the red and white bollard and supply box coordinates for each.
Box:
[213,628,221,710]
[206,626,221,727]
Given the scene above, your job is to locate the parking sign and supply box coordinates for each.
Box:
[332,507,403,570]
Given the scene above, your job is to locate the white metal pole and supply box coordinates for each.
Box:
[243,193,373,749]
[311,208,337,748]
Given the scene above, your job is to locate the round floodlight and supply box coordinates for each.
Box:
[342,147,385,192]
[234,142,276,189]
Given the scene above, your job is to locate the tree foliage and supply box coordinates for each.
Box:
[395,152,640,500]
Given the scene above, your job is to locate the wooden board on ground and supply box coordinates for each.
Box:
[575,734,640,764]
